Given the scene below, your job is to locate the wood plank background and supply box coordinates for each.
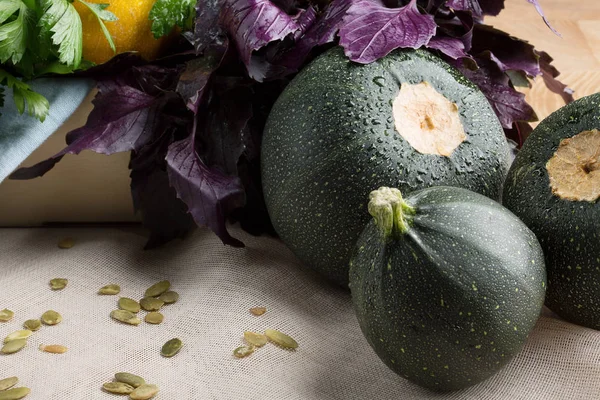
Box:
[488,0,600,125]
[0,0,598,225]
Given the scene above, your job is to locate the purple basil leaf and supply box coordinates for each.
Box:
[278,0,353,69]
[176,44,228,113]
[470,25,540,77]
[187,0,228,54]
[505,70,532,88]
[446,0,504,18]
[200,83,254,175]
[166,121,246,247]
[538,51,574,104]
[220,0,314,81]
[131,65,183,95]
[445,0,483,20]
[421,0,447,13]
[248,35,299,81]
[339,0,436,64]
[503,120,534,148]
[435,9,473,51]
[427,35,467,59]
[454,58,537,129]
[131,167,196,249]
[293,5,318,39]
[307,0,355,45]
[11,85,159,179]
[526,0,560,36]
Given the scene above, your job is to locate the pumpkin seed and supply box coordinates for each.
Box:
[250,307,266,316]
[49,278,67,291]
[41,310,61,326]
[4,331,32,343]
[161,338,183,357]
[39,344,67,354]
[144,312,164,324]
[57,237,75,249]
[110,310,141,326]
[158,291,179,304]
[0,377,18,391]
[129,384,159,400]
[114,372,145,388]
[1,339,27,354]
[265,329,298,349]
[0,387,30,400]
[244,331,268,347]
[22,320,40,332]
[139,297,164,312]
[98,284,121,295]
[144,280,170,297]
[103,382,135,394]
[118,298,141,313]
[0,310,14,322]
[233,345,255,358]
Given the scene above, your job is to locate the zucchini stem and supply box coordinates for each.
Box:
[368,187,416,238]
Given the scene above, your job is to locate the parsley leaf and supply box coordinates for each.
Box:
[0,0,21,25]
[149,0,195,39]
[0,68,50,122]
[0,0,31,65]
[76,0,117,55]
[40,0,82,68]
[0,85,4,118]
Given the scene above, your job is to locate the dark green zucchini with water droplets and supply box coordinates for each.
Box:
[261,46,511,287]
[349,186,546,391]
[503,93,600,329]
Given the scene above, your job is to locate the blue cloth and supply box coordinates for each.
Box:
[0,78,95,183]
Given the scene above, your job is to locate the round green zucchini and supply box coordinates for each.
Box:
[261,46,511,287]
[349,186,546,391]
[503,93,600,329]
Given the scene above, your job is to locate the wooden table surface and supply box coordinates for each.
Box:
[0,0,598,226]
[488,0,600,125]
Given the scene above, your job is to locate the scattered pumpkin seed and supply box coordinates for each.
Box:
[41,310,61,326]
[139,297,164,312]
[49,278,68,291]
[22,320,40,332]
[158,291,179,304]
[250,307,267,316]
[265,329,298,349]
[244,331,268,347]
[129,384,159,400]
[1,339,27,354]
[161,338,183,357]
[0,310,14,322]
[102,382,135,394]
[144,312,164,325]
[144,280,170,297]
[57,237,75,249]
[0,377,18,391]
[110,310,141,326]
[0,387,30,400]
[233,345,255,358]
[39,344,67,354]
[114,372,145,388]
[115,372,146,388]
[118,298,141,313]
[4,331,32,343]
[98,284,121,295]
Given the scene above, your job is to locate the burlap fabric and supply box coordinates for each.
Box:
[0,225,598,399]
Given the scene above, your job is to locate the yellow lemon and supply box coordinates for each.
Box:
[74,0,171,64]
